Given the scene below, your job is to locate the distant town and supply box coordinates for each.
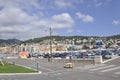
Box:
[0,35,120,54]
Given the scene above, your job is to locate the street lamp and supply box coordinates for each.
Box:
[48,27,52,62]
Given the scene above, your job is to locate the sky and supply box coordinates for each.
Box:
[0,0,120,40]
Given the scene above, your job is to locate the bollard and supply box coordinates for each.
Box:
[12,62,15,73]
[93,55,95,65]
[36,61,39,71]
[82,57,85,68]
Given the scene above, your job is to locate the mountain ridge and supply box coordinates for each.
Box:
[0,35,120,46]
[0,39,21,47]
[24,35,120,43]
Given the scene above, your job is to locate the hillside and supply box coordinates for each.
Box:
[24,36,89,43]
[0,35,119,46]
[24,35,120,43]
[0,39,21,47]
[106,35,120,39]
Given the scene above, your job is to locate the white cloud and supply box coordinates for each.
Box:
[94,0,112,7]
[112,20,120,25]
[54,0,72,8]
[53,0,84,9]
[76,12,94,23]
[52,13,74,29]
[0,7,36,26]
[0,0,76,40]
[0,2,74,40]
[0,0,43,10]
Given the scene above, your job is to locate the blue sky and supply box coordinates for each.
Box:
[0,0,120,40]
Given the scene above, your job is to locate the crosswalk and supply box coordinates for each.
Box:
[90,65,115,71]
[75,64,120,76]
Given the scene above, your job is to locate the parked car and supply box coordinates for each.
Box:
[101,50,112,59]
[80,52,88,58]
[95,50,112,59]
[52,53,62,58]
[29,53,43,58]
[43,53,51,58]
[86,51,95,56]
[111,50,120,56]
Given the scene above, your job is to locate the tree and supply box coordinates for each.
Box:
[82,45,90,49]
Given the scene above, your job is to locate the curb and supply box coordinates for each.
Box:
[102,56,120,63]
[5,61,39,72]
[0,71,42,76]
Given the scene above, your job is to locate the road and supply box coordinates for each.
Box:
[0,57,119,80]
[105,56,120,66]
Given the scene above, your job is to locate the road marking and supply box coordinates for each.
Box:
[45,69,72,75]
[53,73,62,76]
[100,66,120,72]
[114,71,120,74]
[88,71,94,73]
[90,65,115,71]
[83,64,106,70]
[27,64,55,72]
[111,75,119,78]
[38,66,55,72]
[102,56,120,63]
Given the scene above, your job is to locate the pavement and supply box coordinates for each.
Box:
[0,57,120,80]
[102,56,120,63]
[4,58,93,74]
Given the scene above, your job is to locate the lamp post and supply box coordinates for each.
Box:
[48,27,52,62]
[31,32,35,55]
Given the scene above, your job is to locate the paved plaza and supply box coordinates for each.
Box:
[0,57,120,80]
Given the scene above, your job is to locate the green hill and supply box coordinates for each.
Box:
[0,39,21,47]
[24,35,120,44]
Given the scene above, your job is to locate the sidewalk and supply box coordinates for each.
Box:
[0,72,42,76]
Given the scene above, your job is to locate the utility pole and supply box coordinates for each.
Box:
[48,27,52,62]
